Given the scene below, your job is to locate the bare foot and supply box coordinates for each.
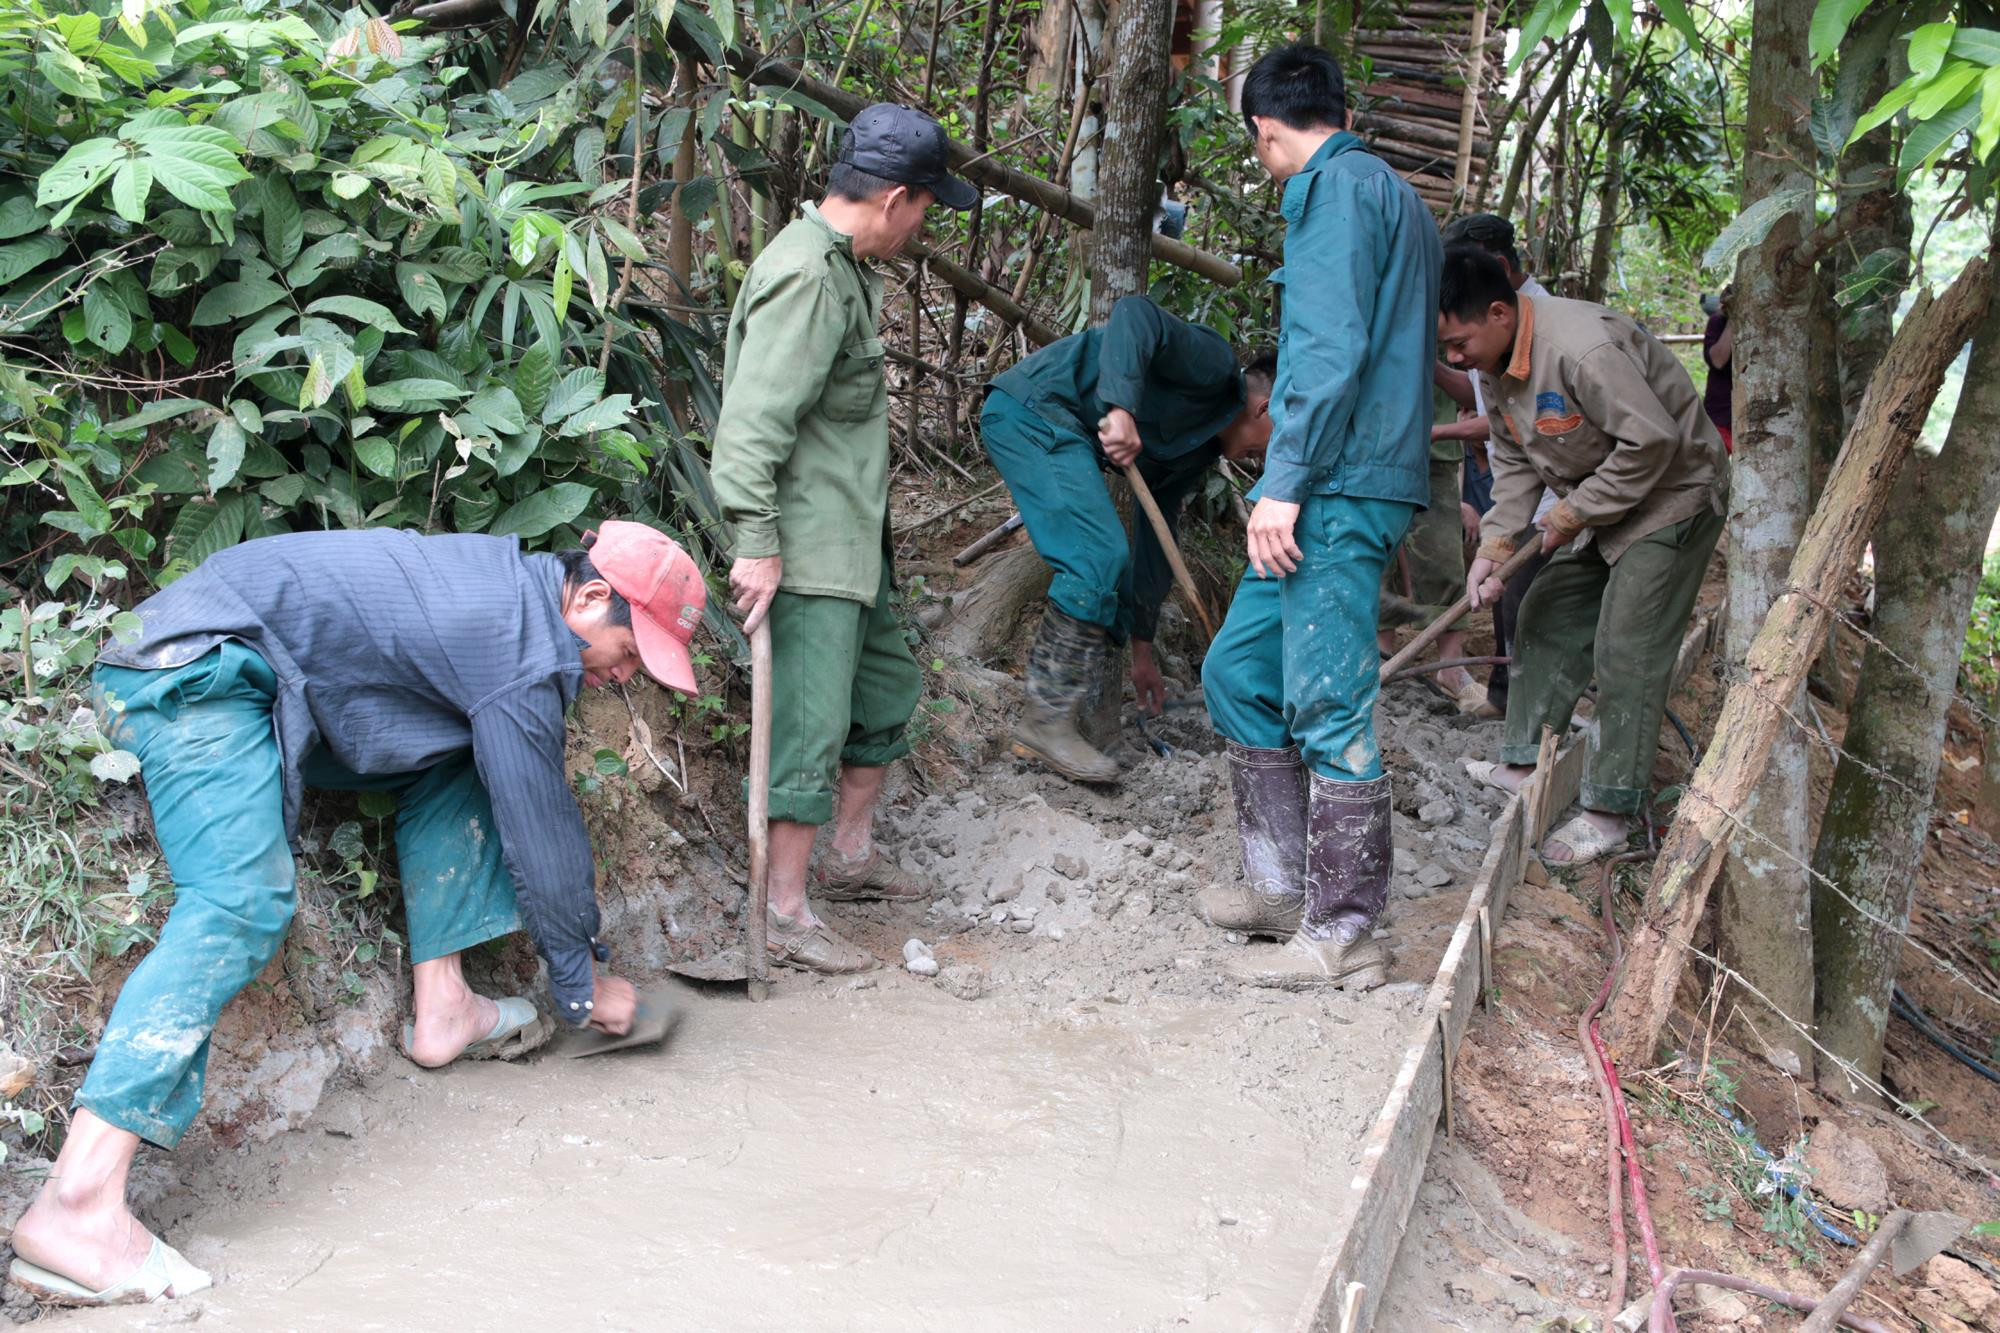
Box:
[407,990,500,1068]
[1483,762,1536,794]
[12,1169,159,1295]
[1435,667,1475,696]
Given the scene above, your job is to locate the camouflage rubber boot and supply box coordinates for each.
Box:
[1011,609,1120,785]
[1223,772,1392,991]
[1198,742,1307,939]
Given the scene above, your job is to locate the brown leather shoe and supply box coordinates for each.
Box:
[766,910,878,974]
[1220,928,1388,991]
[813,849,932,902]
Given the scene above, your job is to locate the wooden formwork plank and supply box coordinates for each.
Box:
[1290,606,1719,1332]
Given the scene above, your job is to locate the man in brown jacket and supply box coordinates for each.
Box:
[1438,246,1728,865]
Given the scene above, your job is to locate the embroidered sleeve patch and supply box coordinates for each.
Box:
[1535,389,1582,435]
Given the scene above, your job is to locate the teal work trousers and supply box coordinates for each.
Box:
[84,643,521,1148]
[1203,493,1416,781]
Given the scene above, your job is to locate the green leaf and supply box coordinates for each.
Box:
[36,139,124,209]
[259,474,307,506]
[1810,0,1870,69]
[396,263,448,323]
[509,216,542,268]
[601,218,647,263]
[91,750,142,783]
[0,235,63,286]
[512,343,556,419]
[352,435,398,478]
[109,159,154,223]
[134,125,251,212]
[422,247,490,283]
[1648,0,1703,52]
[207,416,247,491]
[105,397,210,434]
[1701,188,1813,271]
[711,0,737,51]
[593,748,628,776]
[551,247,573,321]
[367,378,469,410]
[193,278,286,326]
[0,195,50,240]
[558,394,635,435]
[488,482,596,540]
[230,399,264,433]
[1975,66,2000,161]
[290,233,365,286]
[1910,63,1979,121]
[37,45,105,101]
[262,179,303,267]
[1901,91,1985,176]
[464,384,526,434]
[159,323,196,365]
[1850,73,1924,144]
[167,494,248,565]
[541,366,604,423]
[1910,21,1957,79]
[306,295,412,334]
[1949,28,2000,65]
[83,285,132,353]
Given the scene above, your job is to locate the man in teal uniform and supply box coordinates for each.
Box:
[981,295,1275,783]
[1198,44,1442,991]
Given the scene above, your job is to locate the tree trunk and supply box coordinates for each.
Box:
[1581,56,1626,304]
[1497,35,1584,222]
[1713,0,1821,1079]
[1078,0,1171,749]
[1835,33,1913,441]
[1980,711,2000,836]
[1810,255,2000,1098]
[1604,257,1994,1064]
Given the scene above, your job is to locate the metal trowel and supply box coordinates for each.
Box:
[560,986,683,1058]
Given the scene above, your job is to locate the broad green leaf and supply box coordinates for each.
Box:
[259,474,307,506]
[1701,188,1812,271]
[0,236,63,286]
[289,233,365,286]
[512,343,556,419]
[207,416,247,491]
[574,125,606,187]
[36,45,105,101]
[367,378,468,410]
[353,435,398,478]
[36,139,124,208]
[55,13,103,53]
[1910,21,1957,79]
[464,384,526,434]
[83,285,132,353]
[1949,28,2000,66]
[168,494,250,567]
[331,172,370,200]
[1850,73,1924,144]
[396,263,448,323]
[509,215,542,267]
[263,179,303,267]
[1810,0,1871,69]
[306,294,412,334]
[551,247,573,321]
[159,324,196,365]
[1976,66,2000,161]
[711,0,737,51]
[95,44,160,87]
[422,246,489,283]
[109,159,154,223]
[541,366,605,423]
[91,751,142,783]
[601,218,647,262]
[0,195,49,240]
[585,231,610,311]
[105,397,210,434]
[57,466,114,535]
[558,394,635,435]
[488,481,595,540]
[192,277,285,326]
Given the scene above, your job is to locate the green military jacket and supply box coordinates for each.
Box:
[988,295,1244,460]
[711,204,889,605]
[1476,294,1729,566]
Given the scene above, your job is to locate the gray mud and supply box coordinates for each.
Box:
[36,679,1511,1332]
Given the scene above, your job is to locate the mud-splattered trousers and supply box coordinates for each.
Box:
[1502,509,1724,815]
[1202,494,1416,782]
[85,643,523,1148]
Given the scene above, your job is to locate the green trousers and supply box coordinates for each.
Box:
[85,643,521,1148]
[1502,509,1724,815]
[758,562,921,825]
[1394,457,1466,629]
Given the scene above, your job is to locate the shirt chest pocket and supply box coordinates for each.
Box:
[820,337,887,422]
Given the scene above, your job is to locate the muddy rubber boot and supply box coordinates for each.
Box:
[1198,742,1307,939]
[1223,772,1392,991]
[1010,609,1120,784]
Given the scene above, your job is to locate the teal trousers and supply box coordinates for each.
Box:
[1203,493,1415,781]
[85,643,521,1148]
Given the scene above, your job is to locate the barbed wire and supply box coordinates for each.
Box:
[1784,583,2000,732]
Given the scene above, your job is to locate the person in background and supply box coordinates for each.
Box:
[1431,212,1554,718]
[1702,287,1734,453]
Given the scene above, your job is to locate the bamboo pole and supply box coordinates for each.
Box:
[1453,0,1489,200]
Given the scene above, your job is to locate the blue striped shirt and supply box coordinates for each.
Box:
[101,529,606,1022]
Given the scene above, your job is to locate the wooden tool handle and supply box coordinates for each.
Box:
[1378,541,1541,685]
[746,620,773,1002]
[1122,462,1216,640]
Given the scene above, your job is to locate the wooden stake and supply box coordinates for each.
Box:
[746,620,773,1002]
[1123,462,1215,640]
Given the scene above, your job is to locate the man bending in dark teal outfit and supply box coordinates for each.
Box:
[1198,44,1442,991]
[981,295,1274,784]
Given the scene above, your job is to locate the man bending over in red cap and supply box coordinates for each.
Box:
[8,521,705,1307]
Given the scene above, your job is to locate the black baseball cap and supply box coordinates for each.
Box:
[1441,212,1518,255]
[839,104,979,211]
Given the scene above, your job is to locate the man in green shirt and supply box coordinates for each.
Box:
[712,105,976,974]
[981,296,1274,782]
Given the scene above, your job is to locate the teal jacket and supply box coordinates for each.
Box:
[989,295,1245,461]
[1257,132,1441,508]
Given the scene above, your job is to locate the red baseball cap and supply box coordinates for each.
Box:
[582,521,707,695]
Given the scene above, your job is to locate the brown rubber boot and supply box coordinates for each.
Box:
[1222,772,1393,991]
[766,910,878,974]
[1198,742,1307,939]
[1010,609,1120,784]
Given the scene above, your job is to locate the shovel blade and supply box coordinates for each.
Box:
[1893,1210,1970,1276]
[665,946,752,982]
[561,988,682,1059]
